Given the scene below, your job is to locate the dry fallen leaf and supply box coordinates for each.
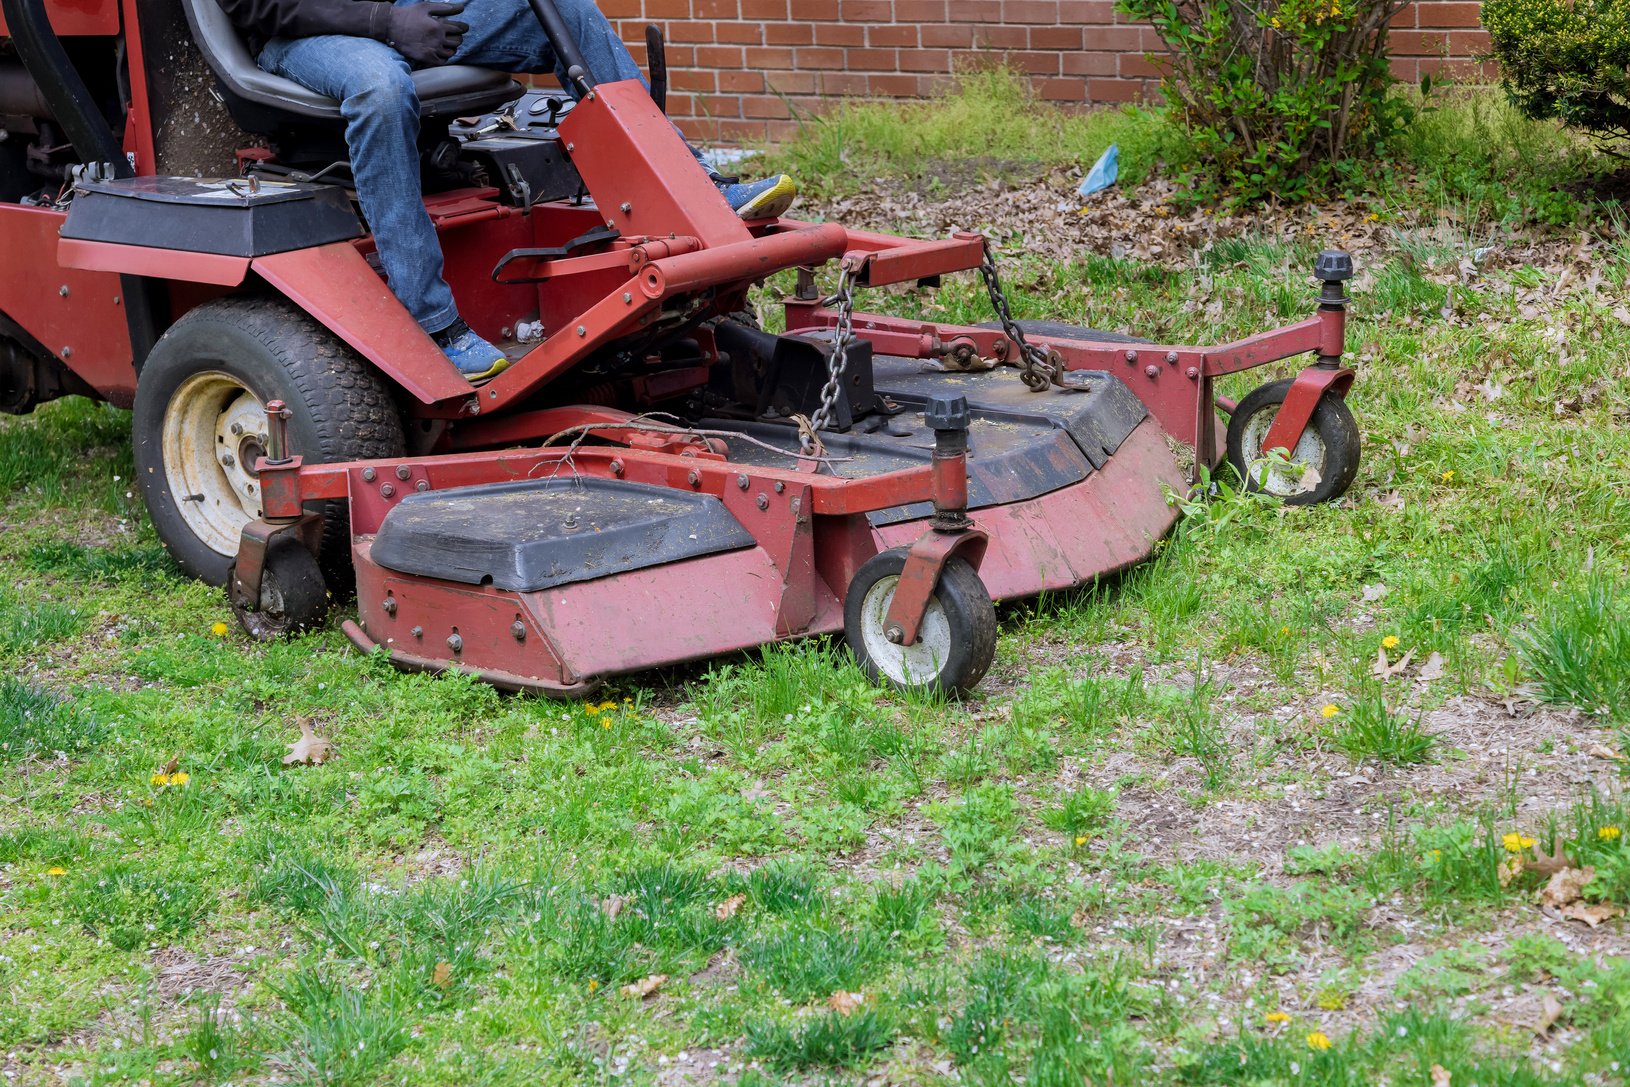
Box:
[1538,865,1595,908]
[1529,836,1572,878]
[1372,647,1415,679]
[1586,743,1626,762]
[598,894,629,921]
[713,894,746,921]
[827,990,866,1015]
[1416,652,1446,683]
[1534,993,1564,1035]
[159,753,181,777]
[1497,855,1523,889]
[431,961,453,989]
[282,719,334,766]
[620,973,668,998]
[1559,902,1622,928]
[1430,1064,1451,1087]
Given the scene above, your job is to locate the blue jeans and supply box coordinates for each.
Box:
[259,0,693,334]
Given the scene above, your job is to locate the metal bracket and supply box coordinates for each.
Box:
[1259,364,1356,458]
[883,529,989,647]
[228,513,323,617]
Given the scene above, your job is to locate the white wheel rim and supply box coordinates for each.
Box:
[1240,405,1326,497]
[858,573,954,687]
[161,372,268,557]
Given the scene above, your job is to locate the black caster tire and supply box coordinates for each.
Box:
[1226,378,1360,505]
[844,548,997,695]
[228,538,329,640]
[132,296,405,590]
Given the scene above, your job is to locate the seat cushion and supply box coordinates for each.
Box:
[181,0,522,122]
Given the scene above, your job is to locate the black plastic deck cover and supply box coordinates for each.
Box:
[62,176,361,256]
[370,477,757,593]
[707,341,1150,527]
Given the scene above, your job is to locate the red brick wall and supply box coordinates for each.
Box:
[599,0,1493,142]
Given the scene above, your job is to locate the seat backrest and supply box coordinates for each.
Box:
[180,0,265,99]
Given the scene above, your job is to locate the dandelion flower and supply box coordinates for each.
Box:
[1306,1031,1332,1051]
[168,771,190,787]
[210,621,229,637]
[1600,826,1621,842]
[1279,625,1291,636]
[1441,470,1455,483]
[587,979,599,992]
[1501,833,1536,853]
[1381,635,1399,649]
[1320,704,1340,719]
[46,866,67,877]
[150,772,168,787]
[584,705,601,716]
[1266,1011,1290,1024]
[1074,836,1088,846]
[601,719,612,729]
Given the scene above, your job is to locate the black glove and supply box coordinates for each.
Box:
[384,2,469,67]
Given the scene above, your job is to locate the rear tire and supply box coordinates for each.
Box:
[133,296,405,588]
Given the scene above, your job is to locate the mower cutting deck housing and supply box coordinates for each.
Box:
[0,0,1362,695]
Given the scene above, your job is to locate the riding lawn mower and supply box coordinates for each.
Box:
[0,0,1361,695]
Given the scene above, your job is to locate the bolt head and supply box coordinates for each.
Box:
[884,625,905,644]
[1125,350,1137,363]
[1144,365,1160,378]
[220,453,235,468]
[410,625,423,638]
[447,633,463,654]
[380,483,395,498]
[395,465,411,480]
[230,422,244,435]
[756,493,769,510]
[382,597,397,615]
[511,621,527,642]
[687,469,702,487]
[362,467,376,482]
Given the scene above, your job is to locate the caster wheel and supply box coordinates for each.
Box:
[844,548,997,695]
[1226,378,1360,505]
[229,538,329,640]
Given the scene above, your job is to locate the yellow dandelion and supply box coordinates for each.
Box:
[1382,635,1400,650]
[584,705,601,716]
[587,979,599,992]
[150,772,169,787]
[1280,625,1291,636]
[210,621,229,637]
[597,700,617,712]
[1441,470,1455,483]
[168,771,190,787]
[1074,835,1088,846]
[1266,1011,1290,1024]
[1599,826,1621,842]
[1306,1031,1332,1051]
[46,866,67,877]
[1320,704,1340,719]
[1502,833,1536,853]
[1428,849,1442,862]
[601,719,612,729]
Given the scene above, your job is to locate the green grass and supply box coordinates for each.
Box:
[3,81,1630,1086]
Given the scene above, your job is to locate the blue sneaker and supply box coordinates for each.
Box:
[433,318,510,382]
[718,174,798,220]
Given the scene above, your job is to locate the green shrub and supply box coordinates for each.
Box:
[1119,0,1412,203]
[1484,0,1630,145]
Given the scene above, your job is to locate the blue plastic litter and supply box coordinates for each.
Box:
[1077,143,1119,196]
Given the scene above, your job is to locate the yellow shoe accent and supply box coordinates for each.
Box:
[735,174,798,220]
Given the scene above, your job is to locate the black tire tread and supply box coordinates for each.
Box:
[134,295,405,587]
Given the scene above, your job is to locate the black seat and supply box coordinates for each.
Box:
[179,0,523,128]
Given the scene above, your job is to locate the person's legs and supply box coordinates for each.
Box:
[259,35,457,335]
[258,32,508,378]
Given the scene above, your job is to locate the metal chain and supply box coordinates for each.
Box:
[802,261,856,455]
[978,239,1057,392]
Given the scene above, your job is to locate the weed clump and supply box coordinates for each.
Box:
[1516,577,1630,721]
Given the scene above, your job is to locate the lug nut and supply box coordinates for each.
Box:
[220,453,235,468]
[230,422,244,435]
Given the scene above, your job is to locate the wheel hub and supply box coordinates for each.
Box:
[161,373,268,558]
[858,573,953,687]
[1240,409,1326,497]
